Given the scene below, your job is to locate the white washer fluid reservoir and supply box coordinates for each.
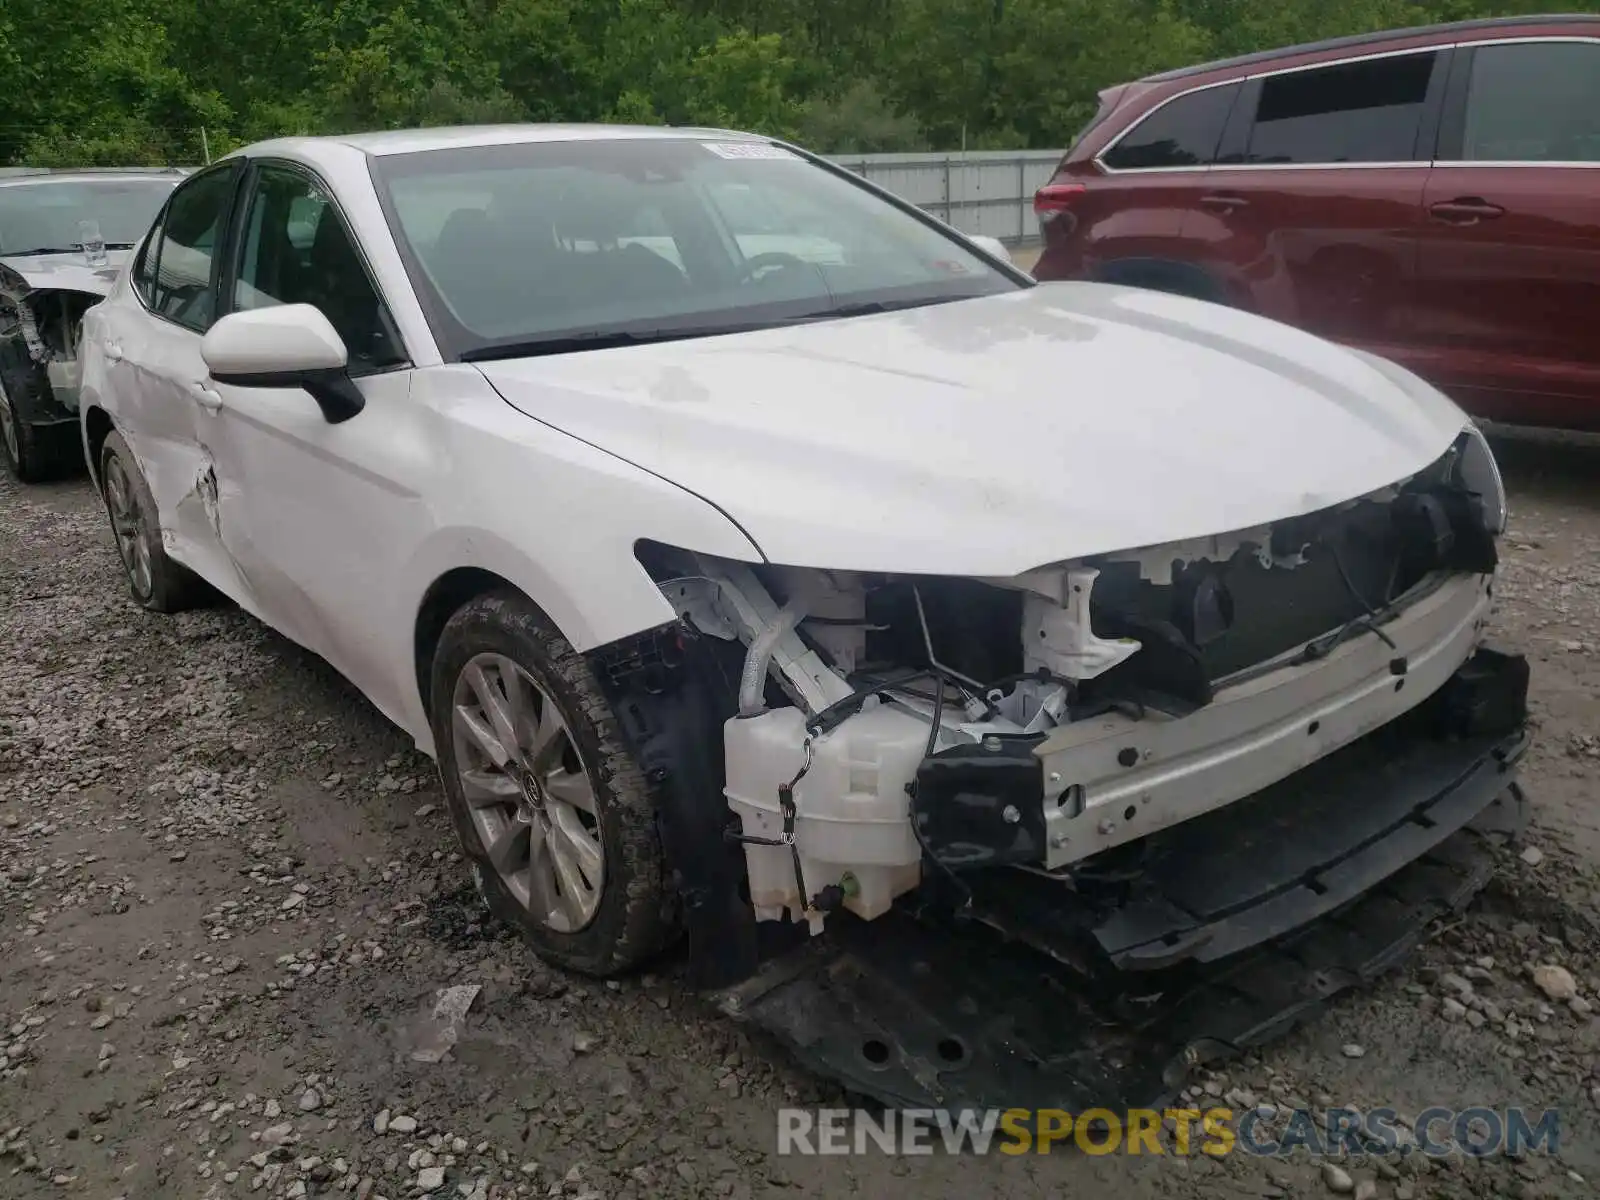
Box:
[723,700,930,928]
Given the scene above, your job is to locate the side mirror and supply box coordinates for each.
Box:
[967,234,1013,265]
[201,303,364,424]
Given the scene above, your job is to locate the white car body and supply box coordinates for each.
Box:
[79,125,1510,941]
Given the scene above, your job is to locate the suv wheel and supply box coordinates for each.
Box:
[429,589,677,976]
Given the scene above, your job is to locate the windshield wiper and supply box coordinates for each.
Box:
[460,297,983,362]
[461,325,764,363]
[3,241,135,257]
[792,296,965,322]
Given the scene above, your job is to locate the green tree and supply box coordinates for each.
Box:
[796,81,928,153]
[5,0,1600,165]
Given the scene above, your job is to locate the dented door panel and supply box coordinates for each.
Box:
[96,300,251,599]
[203,369,435,728]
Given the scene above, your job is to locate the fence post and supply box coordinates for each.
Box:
[1017,158,1026,241]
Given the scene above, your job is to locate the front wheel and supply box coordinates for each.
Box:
[0,373,69,483]
[429,589,678,976]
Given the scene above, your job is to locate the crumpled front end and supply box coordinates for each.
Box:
[0,258,110,447]
[594,423,1528,1110]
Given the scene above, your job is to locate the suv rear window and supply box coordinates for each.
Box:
[1245,51,1437,165]
[1101,83,1241,171]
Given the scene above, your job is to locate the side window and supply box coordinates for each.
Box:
[232,165,406,371]
[150,166,236,332]
[1245,52,1437,165]
[1455,41,1600,163]
[132,213,165,307]
[1101,83,1240,170]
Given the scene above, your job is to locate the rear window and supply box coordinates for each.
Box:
[1101,83,1240,171]
[1067,92,1121,157]
[1244,51,1437,165]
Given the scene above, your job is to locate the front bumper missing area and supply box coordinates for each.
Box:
[1034,571,1494,869]
[711,648,1530,1112]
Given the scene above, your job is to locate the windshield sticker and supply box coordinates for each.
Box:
[702,142,800,161]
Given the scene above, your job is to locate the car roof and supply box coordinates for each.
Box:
[1138,12,1600,84]
[234,123,768,160]
[0,167,187,185]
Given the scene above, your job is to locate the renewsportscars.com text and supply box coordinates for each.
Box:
[775,1106,1562,1157]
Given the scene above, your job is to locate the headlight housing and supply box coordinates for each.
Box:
[1459,422,1507,536]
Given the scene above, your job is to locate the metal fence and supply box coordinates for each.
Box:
[827,149,1066,246]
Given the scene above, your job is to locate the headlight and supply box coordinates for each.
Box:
[1459,422,1507,536]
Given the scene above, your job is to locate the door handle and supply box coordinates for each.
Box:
[189,381,223,413]
[1429,197,1506,224]
[1200,193,1249,212]
[103,339,123,362]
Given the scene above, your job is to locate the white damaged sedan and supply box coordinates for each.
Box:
[80,125,1531,1109]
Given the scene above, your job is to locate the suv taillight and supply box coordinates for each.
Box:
[1034,183,1086,220]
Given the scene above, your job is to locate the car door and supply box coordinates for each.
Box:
[97,162,248,593]
[1053,80,1245,287]
[1187,48,1447,359]
[201,159,427,724]
[1411,37,1600,430]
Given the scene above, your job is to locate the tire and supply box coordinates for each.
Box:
[429,589,677,976]
[98,431,211,612]
[0,372,72,483]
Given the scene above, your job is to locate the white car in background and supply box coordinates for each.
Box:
[78,124,1530,1111]
[0,168,181,479]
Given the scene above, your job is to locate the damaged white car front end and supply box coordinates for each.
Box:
[630,423,1511,927]
[612,413,1525,1108]
[0,169,181,480]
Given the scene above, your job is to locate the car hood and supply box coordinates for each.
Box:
[475,283,1471,577]
[0,249,129,295]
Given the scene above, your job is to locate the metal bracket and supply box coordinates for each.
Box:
[656,576,739,641]
[1023,567,1142,680]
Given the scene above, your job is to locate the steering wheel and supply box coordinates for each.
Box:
[736,251,810,283]
[164,284,212,328]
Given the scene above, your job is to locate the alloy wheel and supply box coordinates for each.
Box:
[104,455,152,597]
[450,652,605,932]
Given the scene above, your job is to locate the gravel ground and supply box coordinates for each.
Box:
[1,430,1597,1200]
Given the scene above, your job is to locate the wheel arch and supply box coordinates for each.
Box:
[83,403,115,490]
[403,530,688,754]
[412,565,521,727]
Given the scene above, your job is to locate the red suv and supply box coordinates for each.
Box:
[1032,14,1600,431]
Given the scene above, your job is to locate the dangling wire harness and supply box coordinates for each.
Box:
[724,736,835,917]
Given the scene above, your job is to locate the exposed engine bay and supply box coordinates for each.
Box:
[589,426,1528,1110]
[627,430,1507,934]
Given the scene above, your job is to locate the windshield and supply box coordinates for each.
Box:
[369,138,1021,359]
[0,178,176,255]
